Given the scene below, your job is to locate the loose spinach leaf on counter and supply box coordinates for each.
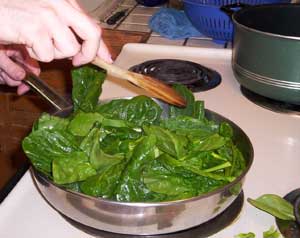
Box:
[22,65,248,202]
[234,232,256,238]
[72,65,106,112]
[263,226,282,238]
[248,194,295,221]
[232,226,282,238]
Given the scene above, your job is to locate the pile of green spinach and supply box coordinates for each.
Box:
[22,65,247,202]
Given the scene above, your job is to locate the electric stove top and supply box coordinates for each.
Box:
[1,44,299,238]
[129,59,221,92]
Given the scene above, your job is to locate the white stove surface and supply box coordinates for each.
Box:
[1,44,300,237]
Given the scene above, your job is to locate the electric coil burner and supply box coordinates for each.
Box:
[61,192,244,238]
[241,87,300,116]
[129,59,222,92]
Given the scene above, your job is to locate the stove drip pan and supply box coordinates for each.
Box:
[61,191,244,238]
[241,87,300,116]
[129,59,222,92]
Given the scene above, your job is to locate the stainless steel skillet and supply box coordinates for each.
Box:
[24,73,254,235]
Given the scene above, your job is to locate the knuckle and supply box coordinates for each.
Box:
[65,44,80,57]
[34,48,54,62]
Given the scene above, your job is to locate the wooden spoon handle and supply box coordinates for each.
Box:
[92,57,186,107]
[92,57,130,80]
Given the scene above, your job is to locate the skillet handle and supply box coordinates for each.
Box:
[220,3,250,17]
[294,195,300,225]
[24,72,72,111]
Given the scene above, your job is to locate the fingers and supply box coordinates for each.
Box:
[97,39,113,63]
[51,1,110,65]
[0,70,22,87]
[0,0,112,65]
[6,45,40,75]
[25,31,54,62]
[17,83,30,95]
[40,9,80,60]
[0,45,40,95]
[0,48,26,81]
[19,7,80,62]
[23,54,41,76]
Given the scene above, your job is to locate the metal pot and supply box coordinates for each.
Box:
[222,3,300,105]
[25,70,253,235]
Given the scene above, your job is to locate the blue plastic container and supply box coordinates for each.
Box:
[183,0,291,43]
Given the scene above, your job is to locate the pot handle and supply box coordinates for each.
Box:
[294,195,300,225]
[220,3,250,17]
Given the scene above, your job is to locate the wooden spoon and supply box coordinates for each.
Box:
[92,57,187,107]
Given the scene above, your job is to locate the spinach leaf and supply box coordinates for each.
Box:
[68,112,103,136]
[144,154,226,197]
[80,160,128,198]
[234,232,256,238]
[144,125,187,158]
[247,194,295,221]
[169,84,195,118]
[229,144,246,177]
[96,96,162,126]
[78,126,125,171]
[162,154,234,182]
[22,129,79,176]
[99,135,122,155]
[219,122,234,138]
[143,173,197,199]
[233,226,282,238]
[169,84,206,120]
[160,116,218,138]
[33,113,69,131]
[71,65,106,112]
[194,100,205,120]
[52,151,97,184]
[79,126,106,156]
[190,133,227,152]
[68,112,135,137]
[114,135,158,202]
[99,127,142,155]
[90,141,124,171]
[263,226,281,238]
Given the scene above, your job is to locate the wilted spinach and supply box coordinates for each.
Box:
[22,65,247,202]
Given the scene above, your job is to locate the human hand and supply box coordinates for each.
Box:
[0,44,40,95]
[0,0,112,65]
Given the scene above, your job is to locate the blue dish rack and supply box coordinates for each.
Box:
[183,0,291,43]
